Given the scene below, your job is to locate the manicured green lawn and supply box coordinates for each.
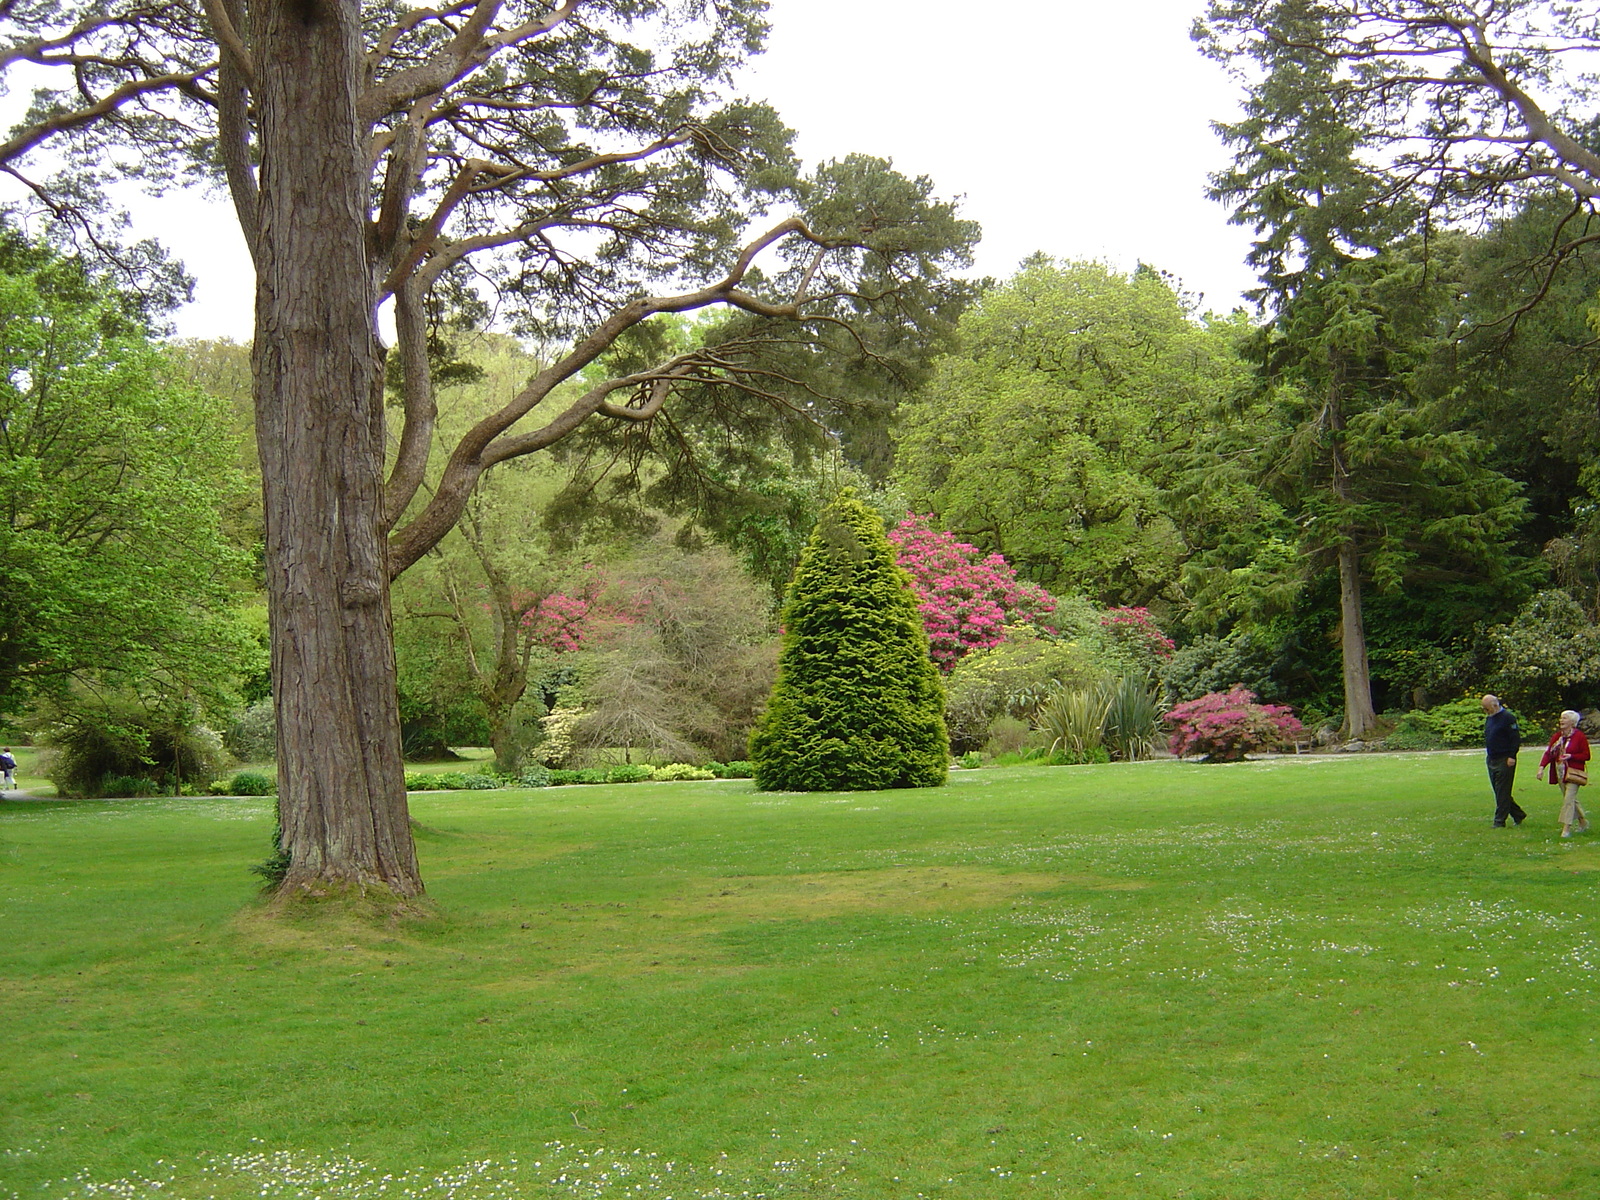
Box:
[2,753,1597,1198]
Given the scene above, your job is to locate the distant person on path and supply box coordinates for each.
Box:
[1539,709,1590,839]
[1482,695,1525,827]
[0,747,15,792]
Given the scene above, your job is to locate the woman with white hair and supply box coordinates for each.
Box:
[1539,710,1591,838]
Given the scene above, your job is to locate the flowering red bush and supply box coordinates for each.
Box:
[524,592,592,652]
[1164,687,1303,761]
[513,567,628,653]
[888,515,1055,672]
[1100,605,1176,661]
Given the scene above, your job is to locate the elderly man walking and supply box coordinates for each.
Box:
[1482,694,1526,827]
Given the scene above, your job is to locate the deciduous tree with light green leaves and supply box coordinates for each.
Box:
[0,234,256,720]
[750,491,947,791]
[894,257,1253,605]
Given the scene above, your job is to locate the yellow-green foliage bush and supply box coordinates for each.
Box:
[944,629,1098,754]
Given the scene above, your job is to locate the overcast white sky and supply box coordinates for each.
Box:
[97,0,1261,341]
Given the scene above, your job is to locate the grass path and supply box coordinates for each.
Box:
[1,752,1597,1198]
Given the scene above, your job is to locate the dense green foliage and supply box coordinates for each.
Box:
[1029,672,1162,765]
[227,771,275,797]
[896,259,1251,602]
[0,239,256,722]
[1489,589,1600,715]
[1381,697,1495,751]
[751,493,947,790]
[33,690,231,798]
[943,629,1100,754]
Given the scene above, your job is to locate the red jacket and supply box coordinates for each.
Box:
[1539,727,1591,784]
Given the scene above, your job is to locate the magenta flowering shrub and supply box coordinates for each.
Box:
[1100,605,1176,662]
[524,592,592,652]
[1164,687,1304,761]
[512,567,628,654]
[888,514,1055,672]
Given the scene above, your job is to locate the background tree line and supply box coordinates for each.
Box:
[16,204,1600,789]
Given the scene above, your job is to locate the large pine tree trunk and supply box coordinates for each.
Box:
[1336,540,1379,739]
[252,0,421,897]
[1325,356,1378,742]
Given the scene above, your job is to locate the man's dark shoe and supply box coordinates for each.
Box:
[1514,818,1525,826]
[1493,822,1506,827]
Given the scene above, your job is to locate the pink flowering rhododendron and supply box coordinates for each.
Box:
[1100,606,1176,660]
[1164,687,1304,761]
[524,592,592,652]
[513,566,633,653]
[888,514,1054,671]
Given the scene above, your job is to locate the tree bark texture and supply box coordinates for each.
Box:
[252,0,420,897]
[1336,540,1378,740]
[1324,360,1378,741]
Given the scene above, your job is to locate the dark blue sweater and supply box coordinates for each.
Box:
[1485,707,1521,760]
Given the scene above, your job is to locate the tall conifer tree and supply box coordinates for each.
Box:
[1205,0,1531,736]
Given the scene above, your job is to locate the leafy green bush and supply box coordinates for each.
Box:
[33,692,232,798]
[1381,714,1445,750]
[1159,632,1281,705]
[957,751,984,769]
[707,760,754,778]
[225,698,276,762]
[250,817,290,889]
[983,715,1033,757]
[1380,697,1492,750]
[651,762,716,781]
[403,771,502,791]
[228,770,275,796]
[943,630,1097,754]
[1102,673,1162,762]
[1044,744,1110,766]
[536,764,679,786]
[100,774,162,798]
[418,771,503,791]
[1489,589,1600,714]
[750,491,948,791]
[1043,594,1173,677]
[1030,674,1164,764]
[513,764,552,788]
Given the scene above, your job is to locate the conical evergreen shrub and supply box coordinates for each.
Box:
[750,491,948,790]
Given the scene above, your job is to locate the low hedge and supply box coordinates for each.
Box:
[399,762,740,790]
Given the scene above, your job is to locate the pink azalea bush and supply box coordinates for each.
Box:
[1164,686,1304,762]
[1100,605,1176,661]
[514,567,627,653]
[888,514,1055,672]
[524,591,592,652]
